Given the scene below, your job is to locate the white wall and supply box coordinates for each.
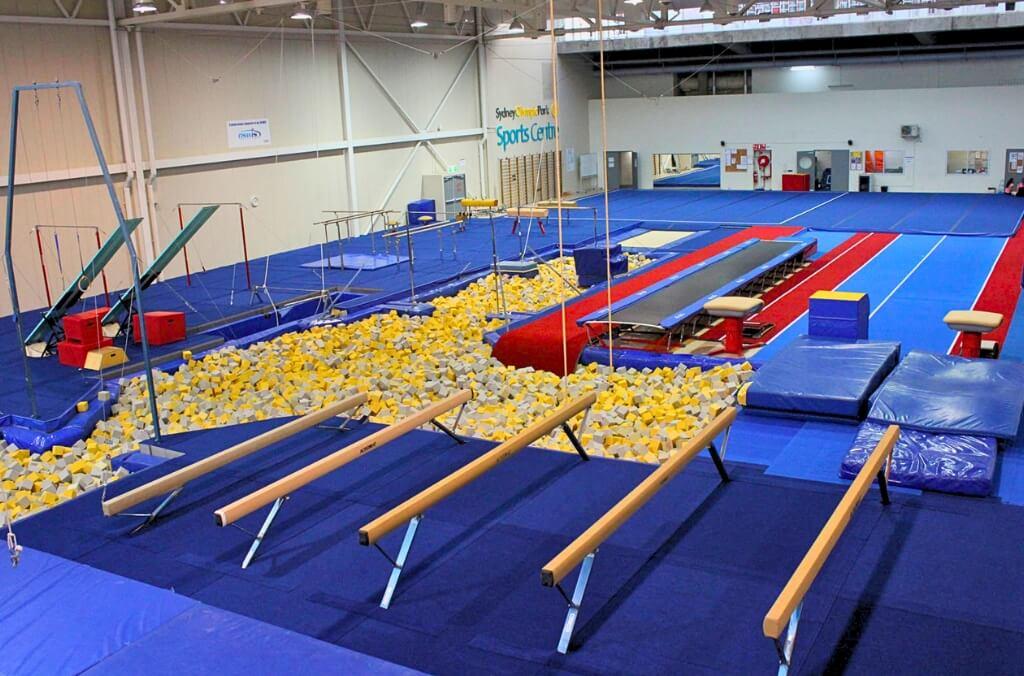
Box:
[0,18,487,315]
[752,58,1024,93]
[589,84,1024,192]
[484,39,592,197]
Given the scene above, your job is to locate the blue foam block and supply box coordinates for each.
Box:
[841,421,997,496]
[867,350,1024,439]
[744,337,900,419]
[808,292,869,340]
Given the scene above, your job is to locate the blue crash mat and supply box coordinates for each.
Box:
[867,350,1024,440]
[841,422,997,497]
[744,336,901,419]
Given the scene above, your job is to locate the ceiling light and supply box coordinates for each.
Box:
[410,16,429,28]
[625,0,643,5]
[291,3,313,20]
[508,18,525,33]
[790,65,816,71]
[132,0,157,13]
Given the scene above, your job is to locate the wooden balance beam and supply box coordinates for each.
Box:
[214,390,471,569]
[100,393,368,533]
[763,424,898,676]
[540,406,737,654]
[359,391,597,609]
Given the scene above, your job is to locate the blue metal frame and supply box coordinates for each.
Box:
[3,81,161,440]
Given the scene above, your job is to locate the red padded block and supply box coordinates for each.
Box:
[132,311,186,345]
[58,337,113,368]
[63,307,110,347]
[782,173,810,191]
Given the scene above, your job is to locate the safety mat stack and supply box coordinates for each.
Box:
[841,351,1024,496]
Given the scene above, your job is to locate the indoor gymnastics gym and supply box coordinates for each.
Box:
[1,2,1024,675]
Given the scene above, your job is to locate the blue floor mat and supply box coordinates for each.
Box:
[82,605,419,676]
[765,421,864,485]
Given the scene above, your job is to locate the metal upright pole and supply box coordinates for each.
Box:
[3,87,38,418]
[73,82,162,442]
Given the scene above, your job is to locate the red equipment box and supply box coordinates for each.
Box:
[63,307,110,347]
[132,311,186,345]
[782,173,811,191]
[58,337,113,368]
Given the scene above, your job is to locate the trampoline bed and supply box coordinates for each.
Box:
[743,336,901,419]
[578,239,813,330]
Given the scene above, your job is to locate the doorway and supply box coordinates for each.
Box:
[606,151,638,190]
[796,150,850,191]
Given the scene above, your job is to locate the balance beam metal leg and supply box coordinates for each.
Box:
[122,486,184,535]
[430,418,465,445]
[556,551,596,654]
[241,496,286,569]
[876,470,890,506]
[561,422,590,461]
[774,601,802,676]
[379,515,421,609]
[708,442,730,483]
[316,412,364,433]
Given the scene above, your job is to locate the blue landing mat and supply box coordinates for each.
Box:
[83,605,419,676]
[0,548,196,675]
[302,252,409,270]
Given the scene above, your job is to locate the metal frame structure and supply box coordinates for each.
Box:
[32,224,112,309]
[4,81,160,433]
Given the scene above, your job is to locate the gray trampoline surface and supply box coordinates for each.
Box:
[607,240,798,327]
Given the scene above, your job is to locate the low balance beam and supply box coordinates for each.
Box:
[541,406,737,654]
[359,391,597,609]
[763,424,898,676]
[214,390,471,568]
[101,393,368,533]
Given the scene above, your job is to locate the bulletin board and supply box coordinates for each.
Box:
[579,153,599,178]
[725,147,750,172]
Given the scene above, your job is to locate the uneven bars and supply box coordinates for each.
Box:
[101,393,368,519]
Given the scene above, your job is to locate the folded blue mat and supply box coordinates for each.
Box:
[841,422,997,496]
[867,350,1024,440]
[745,336,900,419]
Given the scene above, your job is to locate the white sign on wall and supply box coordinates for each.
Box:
[227,118,271,148]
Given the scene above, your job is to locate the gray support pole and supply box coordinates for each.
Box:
[2,87,39,418]
[71,82,162,442]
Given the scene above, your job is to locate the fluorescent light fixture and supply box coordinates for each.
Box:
[410,17,429,27]
[132,1,157,13]
[508,18,524,33]
[291,3,313,20]
[625,0,644,5]
[790,65,817,71]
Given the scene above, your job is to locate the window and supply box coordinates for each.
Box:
[946,150,989,175]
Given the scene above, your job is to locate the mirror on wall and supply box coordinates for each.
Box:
[652,153,721,188]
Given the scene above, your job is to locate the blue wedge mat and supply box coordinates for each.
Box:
[745,337,900,419]
[841,421,997,496]
[867,350,1024,439]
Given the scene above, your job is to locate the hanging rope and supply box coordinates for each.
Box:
[595,2,614,368]
[547,0,569,382]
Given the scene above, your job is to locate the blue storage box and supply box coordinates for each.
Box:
[407,198,436,226]
[808,290,869,340]
[574,244,628,287]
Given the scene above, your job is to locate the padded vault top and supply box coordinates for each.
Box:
[867,350,1024,440]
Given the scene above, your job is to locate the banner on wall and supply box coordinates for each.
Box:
[227,119,271,148]
[850,151,864,172]
[494,104,557,152]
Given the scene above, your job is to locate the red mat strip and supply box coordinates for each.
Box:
[491,225,802,375]
[702,231,898,343]
[950,223,1024,354]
